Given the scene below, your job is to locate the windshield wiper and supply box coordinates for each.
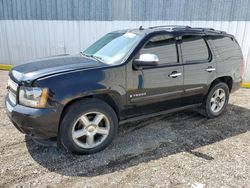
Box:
[80,52,90,57]
[80,52,104,63]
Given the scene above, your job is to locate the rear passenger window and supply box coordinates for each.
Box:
[140,34,178,64]
[181,36,209,62]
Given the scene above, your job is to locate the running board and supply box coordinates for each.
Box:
[119,103,202,125]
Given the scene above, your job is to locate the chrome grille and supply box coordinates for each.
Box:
[7,78,18,105]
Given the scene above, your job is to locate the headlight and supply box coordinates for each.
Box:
[19,86,49,108]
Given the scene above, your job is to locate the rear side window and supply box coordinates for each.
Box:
[140,34,178,65]
[181,36,209,63]
[212,36,242,60]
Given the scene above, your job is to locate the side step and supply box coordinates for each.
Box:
[119,103,202,125]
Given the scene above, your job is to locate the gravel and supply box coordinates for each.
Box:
[0,70,250,188]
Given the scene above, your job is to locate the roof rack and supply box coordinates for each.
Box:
[148,25,227,34]
[148,25,191,30]
[198,28,227,34]
[192,27,215,31]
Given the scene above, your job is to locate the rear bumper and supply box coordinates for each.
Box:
[231,81,241,93]
[5,96,60,139]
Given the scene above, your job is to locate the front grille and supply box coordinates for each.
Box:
[7,78,18,105]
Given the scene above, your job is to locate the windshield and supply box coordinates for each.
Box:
[82,32,141,65]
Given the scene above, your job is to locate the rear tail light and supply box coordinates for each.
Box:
[240,58,245,80]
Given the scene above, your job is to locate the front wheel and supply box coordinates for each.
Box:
[60,99,118,154]
[202,82,230,118]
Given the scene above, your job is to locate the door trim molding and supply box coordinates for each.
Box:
[184,86,204,93]
[130,90,183,103]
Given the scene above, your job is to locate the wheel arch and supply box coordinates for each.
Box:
[58,92,122,130]
[209,76,233,92]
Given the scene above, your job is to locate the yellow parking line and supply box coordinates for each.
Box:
[0,64,12,71]
[241,82,250,88]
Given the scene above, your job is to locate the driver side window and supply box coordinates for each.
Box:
[140,34,178,65]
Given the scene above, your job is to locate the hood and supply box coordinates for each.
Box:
[9,54,106,83]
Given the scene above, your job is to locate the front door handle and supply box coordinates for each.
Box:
[169,72,182,78]
[205,66,216,72]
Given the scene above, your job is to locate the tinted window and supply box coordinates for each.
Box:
[212,36,242,60]
[140,35,178,64]
[181,36,209,62]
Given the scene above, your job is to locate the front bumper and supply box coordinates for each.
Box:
[5,96,60,139]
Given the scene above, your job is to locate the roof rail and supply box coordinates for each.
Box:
[201,28,227,34]
[147,25,227,34]
[148,25,191,29]
[192,27,215,31]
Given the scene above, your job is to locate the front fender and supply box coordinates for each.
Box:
[34,67,126,114]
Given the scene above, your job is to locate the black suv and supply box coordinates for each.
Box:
[5,26,244,154]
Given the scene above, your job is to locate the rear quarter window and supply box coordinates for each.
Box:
[212,36,242,60]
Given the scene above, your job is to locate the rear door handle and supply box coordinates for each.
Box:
[169,72,182,78]
[205,67,216,72]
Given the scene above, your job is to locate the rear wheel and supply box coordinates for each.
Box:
[60,99,118,154]
[201,82,229,118]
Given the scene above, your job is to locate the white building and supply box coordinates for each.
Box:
[0,0,250,86]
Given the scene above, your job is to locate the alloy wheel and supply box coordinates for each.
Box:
[210,88,226,113]
[72,112,110,149]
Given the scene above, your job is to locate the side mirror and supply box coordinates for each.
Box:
[133,54,159,69]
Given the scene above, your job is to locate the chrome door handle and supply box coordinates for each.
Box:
[206,67,216,72]
[169,72,182,78]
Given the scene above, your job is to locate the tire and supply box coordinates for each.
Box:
[201,82,229,118]
[59,98,118,154]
